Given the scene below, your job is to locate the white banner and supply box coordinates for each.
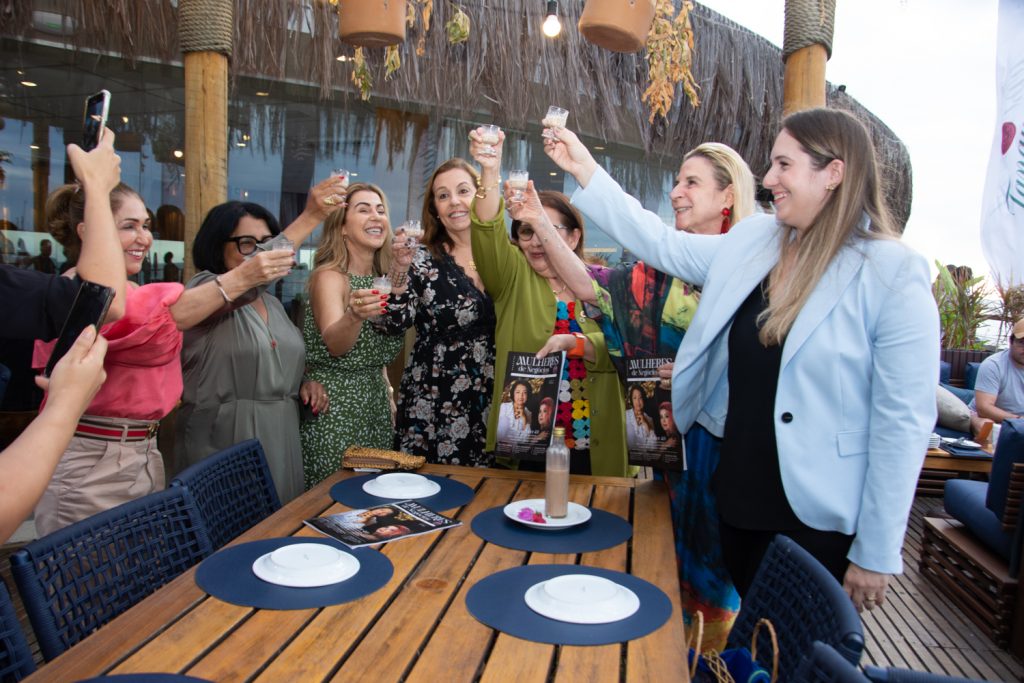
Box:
[981,0,1024,287]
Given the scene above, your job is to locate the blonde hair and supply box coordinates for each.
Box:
[683,142,756,227]
[312,182,394,277]
[759,108,897,346]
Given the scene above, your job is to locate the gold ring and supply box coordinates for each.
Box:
[324,196,336,206]
[354,298,362,306]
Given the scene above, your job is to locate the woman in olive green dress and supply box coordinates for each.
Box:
[300,183,410,489]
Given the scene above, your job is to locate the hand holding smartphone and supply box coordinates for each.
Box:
[82,90,111,152]
[44,280,114,377]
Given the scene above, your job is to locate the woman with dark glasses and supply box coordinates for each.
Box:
[176,177,343,502]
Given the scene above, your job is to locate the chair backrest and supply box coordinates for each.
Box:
[10,487,212,661]
[862,663,984,682]
[985,419,1024,521]
[726,535,864,682]
[170,439,281,550]
[0,578,34,682]
[793,641,869,683]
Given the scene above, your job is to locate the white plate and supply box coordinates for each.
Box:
[252,543,360,587]
[524,574,640,624]
[941,437,982,449]
[362,473,441,499]
[503,499,592,530]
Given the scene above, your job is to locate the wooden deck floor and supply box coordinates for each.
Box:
[2,495,1023,681]
[864,496,1023,681]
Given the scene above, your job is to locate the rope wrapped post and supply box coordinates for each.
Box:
[179,0,232,280]
[782,0,835,115]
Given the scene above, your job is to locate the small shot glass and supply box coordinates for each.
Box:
[479,124,501,157]
[372,275,393,296]
[332,168,351,186]
[508,170,529,202]
[399,220,424,247]
[542,106,568,139]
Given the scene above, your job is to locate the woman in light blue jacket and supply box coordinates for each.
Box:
[542,108,938,614]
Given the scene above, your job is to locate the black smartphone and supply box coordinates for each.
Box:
[81,90,111,152]
[44,280,114,377]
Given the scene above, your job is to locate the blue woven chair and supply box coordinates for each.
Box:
[793,641,869,683]
[10,487,212,661]
[0,578,34,682]
[170,439,281,550]
[726,535,865,682]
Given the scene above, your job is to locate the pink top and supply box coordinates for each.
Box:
[34,282,185,421]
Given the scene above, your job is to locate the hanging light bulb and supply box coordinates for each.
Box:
[542,0,561,38]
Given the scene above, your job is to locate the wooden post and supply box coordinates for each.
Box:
[783,44,827,115]
[182,51,228,280]
[782,0,835,115]
[179,0,232,281]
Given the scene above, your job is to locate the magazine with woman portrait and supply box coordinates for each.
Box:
[304,500,461,548]
[494,351,565,461]
[624,356,683,470]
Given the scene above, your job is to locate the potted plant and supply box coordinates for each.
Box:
[932,261,996,385]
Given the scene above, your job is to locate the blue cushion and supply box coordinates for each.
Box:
[939,382,974,406]
[939,360,951,384]
[985,418,1024,518]
[934,425,970,440]
[945,479,1013,562]
[965,361,982,390]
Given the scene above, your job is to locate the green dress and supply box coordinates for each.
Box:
[300,273,404,489]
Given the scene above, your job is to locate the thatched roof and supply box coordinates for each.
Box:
[0,1,912,226]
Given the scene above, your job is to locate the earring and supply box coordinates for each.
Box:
[826,184,836,191]
[720,207,731,234]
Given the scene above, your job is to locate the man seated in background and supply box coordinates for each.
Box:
[972,318,1024,424]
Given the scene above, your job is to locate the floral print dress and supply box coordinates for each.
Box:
[375,248,496,465]
[301,273,404,489]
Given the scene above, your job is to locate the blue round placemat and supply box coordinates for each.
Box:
[466,564,672,645]
[471,506,632,553]
[195,537,393,609]
[330,474,475,511]
[75,676,211,683]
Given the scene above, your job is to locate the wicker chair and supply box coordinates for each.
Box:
[170,439,281,550]
[10,487,211,661]
[0,578,34,682]
[726,535,864,682]
[862,664,983,682]
[794,641,984,683]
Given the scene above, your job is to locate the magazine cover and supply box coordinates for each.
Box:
[624,356,684,470]
[304,500,461,548]
[494,350,565,461]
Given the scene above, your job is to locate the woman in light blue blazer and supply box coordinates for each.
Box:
[542,108,938,614]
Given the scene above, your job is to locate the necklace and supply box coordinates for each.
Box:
[550,278,567,296]
[467,260,477,271]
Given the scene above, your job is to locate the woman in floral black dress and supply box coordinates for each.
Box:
[375,158,496,465]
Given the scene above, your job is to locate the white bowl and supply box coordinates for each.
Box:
[941,437,981,449]
[252,543,359,587]
[503,499,592,530]
[362,473,441,499]
[524,574,640,624]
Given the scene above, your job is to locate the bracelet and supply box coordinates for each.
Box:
[388,270,409,288]
[475,177,502,199]
[568,333,586,359]
[214,275,233,303]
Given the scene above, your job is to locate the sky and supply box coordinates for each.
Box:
[699,0,1000,281]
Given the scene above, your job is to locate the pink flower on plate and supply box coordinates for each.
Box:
[517,506,536,521]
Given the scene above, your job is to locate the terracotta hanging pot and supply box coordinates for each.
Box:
[578,0,656,53]
[339,0,407,48]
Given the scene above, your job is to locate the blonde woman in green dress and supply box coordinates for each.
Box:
[300,183,411,489]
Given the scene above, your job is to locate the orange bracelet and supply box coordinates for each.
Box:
[568,333,585,359]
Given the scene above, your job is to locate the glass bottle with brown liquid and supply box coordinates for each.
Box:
[545,427,569,518]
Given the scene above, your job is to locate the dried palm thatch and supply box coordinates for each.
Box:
[0,0,912,227]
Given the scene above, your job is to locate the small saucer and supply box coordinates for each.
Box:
[362,473,441,499]
[524,574,640,624]
[503,499,592,530]
[252,543,359,587]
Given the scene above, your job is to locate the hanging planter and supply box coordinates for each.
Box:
[338,0,407,48]
[578,0,656,53]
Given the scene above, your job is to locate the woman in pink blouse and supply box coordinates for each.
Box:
[32,179,337,535]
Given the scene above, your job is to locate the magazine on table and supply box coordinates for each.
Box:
[623,356,684,471]
[494,350,566,462]
[304,500,461,548]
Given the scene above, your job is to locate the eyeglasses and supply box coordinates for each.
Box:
[516,223,570,242]
[225,235,273,255]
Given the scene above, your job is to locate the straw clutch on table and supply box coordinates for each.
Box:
[342,446,425,471]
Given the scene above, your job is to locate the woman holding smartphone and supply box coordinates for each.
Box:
[32,174,322,534]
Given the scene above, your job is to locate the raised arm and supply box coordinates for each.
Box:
[468,126,503,222]
[69,128,127,321]
[0,327,107,542]
[281,175,349,246]
[504,179,595,303]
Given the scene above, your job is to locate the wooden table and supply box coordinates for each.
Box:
[26,465,688,682]
[918,446,994,496]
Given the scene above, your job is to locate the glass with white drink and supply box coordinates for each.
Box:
[399,220,424,248]
[508,170,529,203]
[479,124,500,157]
[542,106,568,139]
